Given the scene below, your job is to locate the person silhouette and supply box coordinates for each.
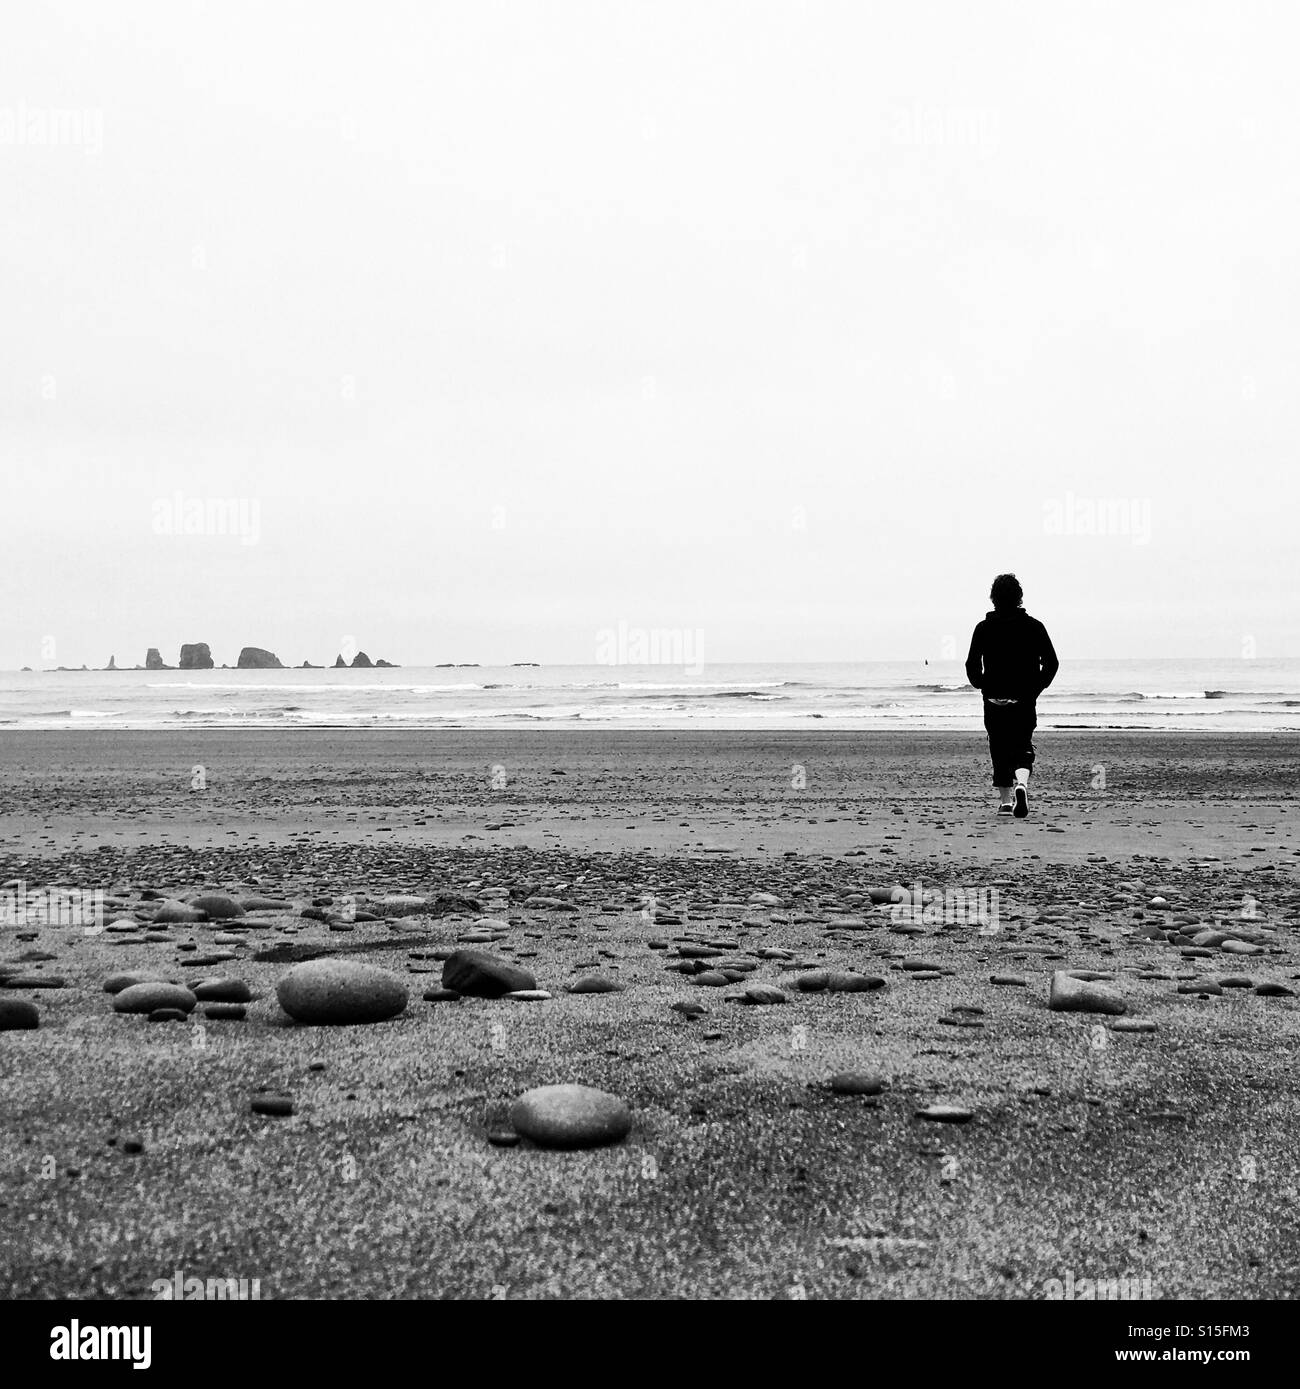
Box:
[964,574,1059,818]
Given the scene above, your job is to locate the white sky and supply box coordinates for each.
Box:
[3,0,1297,668]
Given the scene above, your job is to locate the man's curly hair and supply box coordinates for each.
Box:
[990,573,1024,611]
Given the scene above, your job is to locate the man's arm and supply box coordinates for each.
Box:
[964,627,983,689]
[1037,626,1059,695]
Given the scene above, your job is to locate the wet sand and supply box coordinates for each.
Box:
[1,730,1298,1299]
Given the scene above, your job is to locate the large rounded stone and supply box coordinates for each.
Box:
[188,894,245,919]
[276,959,408,1024]
[113,983,197,1015]
[192,977,252,1003]
[510,1084,632,1149]
[1048,971,1126,1016]
[0,999,40,1030]
[827,972,886,993]
[150,900,208,924]
[441,949,535,998]
[567,976,625,994]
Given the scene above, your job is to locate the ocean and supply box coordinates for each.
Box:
[1,659,1297,731]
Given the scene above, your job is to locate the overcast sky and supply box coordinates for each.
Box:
[3,0,1296,669]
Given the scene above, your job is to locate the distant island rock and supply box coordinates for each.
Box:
[300,660,320,668]
[145,648,171,670]
[179,642,214,670]
[351,652,374,668]
[512,662,540,667]
[106,655,117,670]
[375,659,396,667]
[237,647,284,669]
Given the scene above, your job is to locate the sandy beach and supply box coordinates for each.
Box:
[2,729,1298,1300]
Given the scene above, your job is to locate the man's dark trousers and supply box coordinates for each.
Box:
[983,699,1037,786]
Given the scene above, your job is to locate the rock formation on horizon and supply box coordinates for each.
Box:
[375,659,396,667]
[106,655,117,670]
[333,654,347,668]
[351,651,374,668]
[179,642,215,670]
[236,647,284,669]
[145,648,170,670]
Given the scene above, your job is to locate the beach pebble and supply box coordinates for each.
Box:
[442,949,536,998]
[748,893,784,907]
[793,971,831,992]
[1254,982,1295,997]
[487,1129,520,1147]
[507,990,552,1001]
[251,1095,295,1117]
[567,976,625,994]
[1048,971,1126,1015]
[693,970,730,987]
[915,1105,973,1123]
[829,1071,885,1096]
[827,972,886,993]
[3,975,66,989]
[203,1003,246,1020]
[113,983,197,1015]
[1218,976,1254,989]
[0,999,40,1030]
[276,959,408,1024]
[240,896,291,912]
[671,1001,707,1017]
[1177,979,1223,995]
[188,894,245,919]
[423,988,461,1003]
[990,974,1029,987]
[1109,1019,1157,1032]
[1221,941,1263,956]
[148,1008,188,1023]
[192,978,252,1003]
[741,985,787,1005]
[151,901,208,924]
[510,1084,632,1149]
[677,945,722,958]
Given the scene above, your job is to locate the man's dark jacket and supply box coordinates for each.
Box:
[965,609,1059,702]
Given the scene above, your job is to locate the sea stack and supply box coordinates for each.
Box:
[179,642,215,670]
[145,648,168,670]
[333,654,347,668]
[236,647,284,669]
[351,651,374,668]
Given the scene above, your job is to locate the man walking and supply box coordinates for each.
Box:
[965,574,1059,818]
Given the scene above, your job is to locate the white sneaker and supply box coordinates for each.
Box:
[1013,783,1029,818]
